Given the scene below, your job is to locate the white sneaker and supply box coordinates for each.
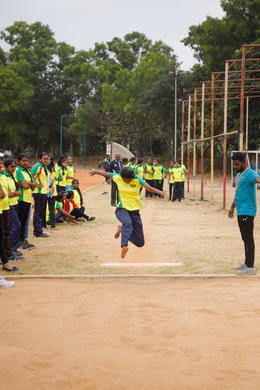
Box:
[43,229,50,236]
[237,266,256,275]
[0,276,15,288]
[235,264,246,271]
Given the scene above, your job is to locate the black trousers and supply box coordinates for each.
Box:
[173,182,182,201]
[70,207,89,220]
[237,215,255,268]
[111,181,119,206]
[145,179,154,197]
[2,209,12,257]
[33,193,47,236]
[47,196,56,228]
[18,201,31,242]
[169,183,174,201]
[0,214,8,265]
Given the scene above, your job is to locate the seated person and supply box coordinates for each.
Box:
[64,191,95,222]
[55,192,76,224]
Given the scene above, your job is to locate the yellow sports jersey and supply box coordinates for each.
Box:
[56,167,67,187]
[135,165,144,178]
[180,165,186,182]
[5,173,19,206]
[168,168,175,184]
[144,163,154,180]
[16,165,34,204]
[50,170,62,197]
[153,165,164,180]
[66,164,74,186]
[72,189,81,209]
[173,167,184,182]
[0,183,3,214]
[0,172,10,211]
[31,162,48,194]
[111,174,146,211]
[127,162,136,170]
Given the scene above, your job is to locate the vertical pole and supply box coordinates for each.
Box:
[181,101,185,164]
[210,74,215,204]
[174,72,177,161]
[193,89,197,177]
[187,95,191,193]
[60,115,63,155]
[83,126,87,168]
[240,46,246,152]
[223,61,229,209]
[246,96,249,156]
[200,83,205,200]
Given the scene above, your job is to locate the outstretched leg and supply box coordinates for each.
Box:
[115,209,133,258]
[129,211,145,247]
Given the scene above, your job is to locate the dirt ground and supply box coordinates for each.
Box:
[2,170,260,389]
[2,278,260,390]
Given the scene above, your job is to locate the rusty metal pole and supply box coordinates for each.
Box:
[223,61,229,209]
[239,46,246,151]
[246,96,249,152]
[210,74,215,204]
[187,95,191,192]
[193,89,197,194]
[193,90,197,175]
[181,101,185,164]
[200,83,205,200]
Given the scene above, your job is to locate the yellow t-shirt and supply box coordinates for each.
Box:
[50,170,62,197]
[111,174,145,211]
[66,164,74,186]
[153,165,165,180]
[135,165,144,178]
[16,165,34,204]
[168,168,175,184]
[5,173,19,206]
[180,165,186,182]
[72,189,81,209]
[0,173,10,211]
[56,167,67,187]
[31,162,48,194]
[0,183,4,214]
[144,164,154,180]
[173,167,184,182]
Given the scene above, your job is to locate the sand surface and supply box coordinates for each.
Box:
[1,278,260,390]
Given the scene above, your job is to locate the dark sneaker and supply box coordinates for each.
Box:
[87,217,96,222]
[22,241,35,250]
[15,250,23,257]
[37,233,49,238]
[12,251,24,260]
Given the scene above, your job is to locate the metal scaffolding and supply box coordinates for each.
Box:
[181,44,260,208]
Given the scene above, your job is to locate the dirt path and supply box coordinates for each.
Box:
[1,278,260,390]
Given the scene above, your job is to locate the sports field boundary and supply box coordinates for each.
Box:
[6,274,260,281]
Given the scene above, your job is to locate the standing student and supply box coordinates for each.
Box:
[135,159,144,179]
[228,152,260,275]
[122,158,129,166]
[16,153,37,245]
[172,161,183,202]
[127,157,137,170]
[180,163,187,199]
[90,167,165,258]
[4,159,23,258]
[168,161,175,201]
[56,156,68,193]
[31,152,49,238]
[144,158,154,198]
[109,154,123,206]
[153,159,167,198]
[0,182,19,273]
[66,156,75,191]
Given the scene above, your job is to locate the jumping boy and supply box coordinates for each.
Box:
[90,166,165,258]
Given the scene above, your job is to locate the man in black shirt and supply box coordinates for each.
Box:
[109,154,123,206]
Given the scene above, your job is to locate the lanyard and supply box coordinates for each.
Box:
[234,167,248,201]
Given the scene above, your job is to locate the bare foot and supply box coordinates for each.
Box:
[121,246,128,259]
[114,225,122,239]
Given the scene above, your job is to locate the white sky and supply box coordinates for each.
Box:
[1,0,224,70]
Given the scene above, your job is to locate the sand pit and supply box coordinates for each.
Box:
[1,278,260,390]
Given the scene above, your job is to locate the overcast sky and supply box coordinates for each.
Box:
[1,0,224,70]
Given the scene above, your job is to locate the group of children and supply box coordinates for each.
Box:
[122,156,187,201]
[0,152,95,279]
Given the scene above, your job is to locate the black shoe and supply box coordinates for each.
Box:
[15,250,23,257]
[22,241,35,250]
[87,216,96,222]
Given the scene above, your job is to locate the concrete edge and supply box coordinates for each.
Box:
[5,274,260,281]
